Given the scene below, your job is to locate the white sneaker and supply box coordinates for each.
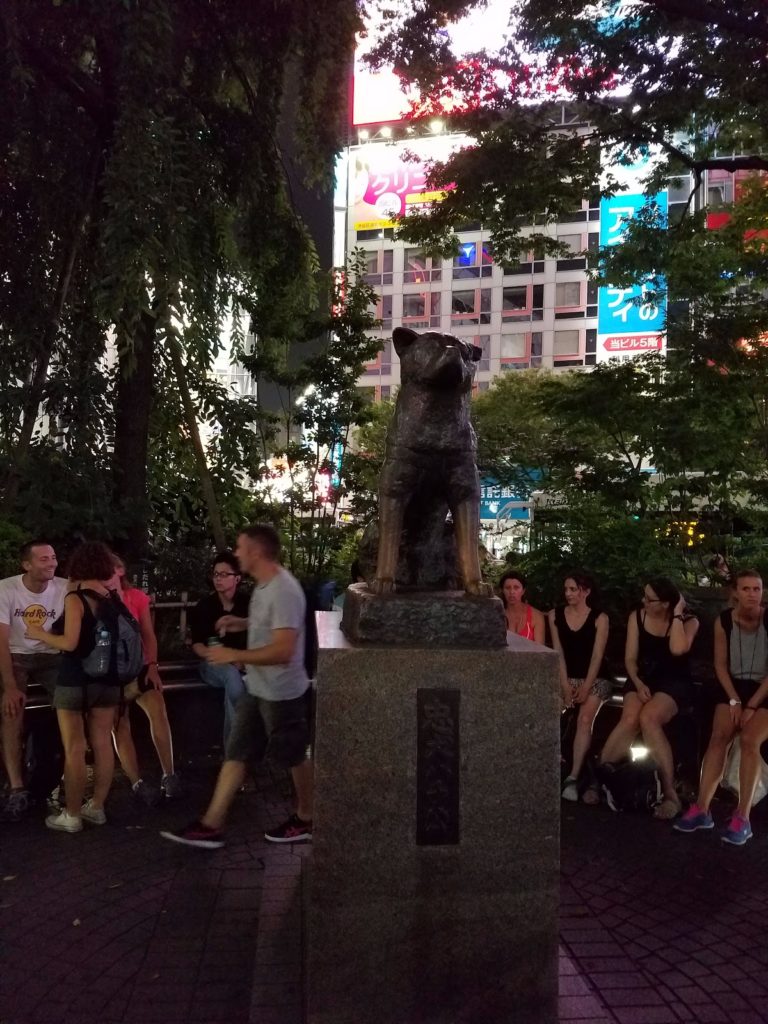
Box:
[80,799,107,825]
[45,809,83,833]
[561,778,579,802]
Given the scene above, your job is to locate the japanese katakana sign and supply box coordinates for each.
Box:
[597,191,668,362]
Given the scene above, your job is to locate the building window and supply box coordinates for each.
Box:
[585,328,597,365]
[503,253,545,275]
[586,281,598,318]
[555,282,581,306]
[553,329,581,357]
[501,334,528,360]
[357,228,394,241]
[451,288,491,326]
[453,241,493,279]
[402,292,440,328]
[370,294,393,329]
[363,249,393,286]
[556,233,586,271]
[473,334,491,372]
[531,331,543,367]
[502,283,544,322]
[404,248,442,284]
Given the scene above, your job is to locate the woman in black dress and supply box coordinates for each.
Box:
[549,572,611,803]
[599,578,699,819]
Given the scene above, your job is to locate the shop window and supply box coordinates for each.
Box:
[403,292,440,329]
[363,249,393,286]
[453,241,493,279]
[451,288,491,326]
[404,248,442,284]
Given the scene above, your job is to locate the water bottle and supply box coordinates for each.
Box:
[93,628,112,675]
[207,636,223,648]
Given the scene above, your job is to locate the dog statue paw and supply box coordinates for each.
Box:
[370,577,396,595]
[465,580,493,598]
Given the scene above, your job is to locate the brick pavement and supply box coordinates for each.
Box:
[2,760,768,1024]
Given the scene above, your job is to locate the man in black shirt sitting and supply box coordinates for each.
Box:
[189,553,249,749]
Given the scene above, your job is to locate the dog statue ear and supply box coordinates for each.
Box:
[393,326,418,358]
[470,344,483,362]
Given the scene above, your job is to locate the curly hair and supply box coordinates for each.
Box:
[67,542,116,583]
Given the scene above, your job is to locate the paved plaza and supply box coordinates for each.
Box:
[1,758,767,1024]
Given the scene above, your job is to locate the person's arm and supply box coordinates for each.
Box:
[0,623,24,718]
[575,612,609,703]
[624,612,651,703]
[533,609,546,645]
[713,617,742,725]
[26,593,84,652]
[668,599,699,655]
[214,614,249,634]
[205,628,298,667]
[136,600,162,690]
[548,610,571,707]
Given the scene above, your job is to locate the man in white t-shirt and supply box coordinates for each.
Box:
[0,540,67,820]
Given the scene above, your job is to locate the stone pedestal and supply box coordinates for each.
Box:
[306,612,560,1024]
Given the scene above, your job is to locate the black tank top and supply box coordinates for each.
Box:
[636,608,691,686]
[554,606,602,678]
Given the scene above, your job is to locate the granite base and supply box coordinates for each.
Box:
[306,613,560,1024]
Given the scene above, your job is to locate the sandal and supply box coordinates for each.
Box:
[653,798,682,820]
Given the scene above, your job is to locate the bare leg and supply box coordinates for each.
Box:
[113,711,140,786]
[372,493,405,593]
[1,713,25,789]
[600,693,642,764]
[696,705,737,812]
[57,710,88,817]
[137,690,174,776]
[569,694,603,780]
[200,760,246,831]
[736,709,768,819]
[88,707,116,810]
[639,693,679,804]
[292,758,314,821]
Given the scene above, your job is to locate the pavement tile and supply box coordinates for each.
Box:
[600,989,665,1008]
[558,994,612,1019]
[613,1008,680,1023]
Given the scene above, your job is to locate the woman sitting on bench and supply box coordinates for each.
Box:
[599,578,699,820]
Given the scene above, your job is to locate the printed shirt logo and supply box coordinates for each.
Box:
[14,605,57,629]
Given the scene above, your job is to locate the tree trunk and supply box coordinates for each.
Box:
[113,311,157,559]
[166,335,227,552]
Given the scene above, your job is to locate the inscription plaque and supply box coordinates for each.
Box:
[416,688,460,845]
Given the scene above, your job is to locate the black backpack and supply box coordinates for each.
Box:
[598,758,662,813]
[78,588,144,684]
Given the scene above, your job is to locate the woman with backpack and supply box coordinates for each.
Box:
[110,556,181,803]
[25,542,132,832]
[599,578,699,820]
[549,572,611,804]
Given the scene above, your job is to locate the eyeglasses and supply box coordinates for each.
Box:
[212,571,238,579]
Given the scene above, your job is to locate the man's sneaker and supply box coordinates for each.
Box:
[45,810,83,833]
[132,779,161,807]
[561,778,579,803]
[721,815,753,846]
[80,798,107,825]
[1,788,30,822]
[159,821,225,849]
[161,772,182,800]
[673,804,714,833]
[264,813,313,844]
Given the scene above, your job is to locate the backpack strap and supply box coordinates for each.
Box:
[720,608,733,668]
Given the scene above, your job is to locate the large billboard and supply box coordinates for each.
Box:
[597,190,668,362]
[350,136,463,231]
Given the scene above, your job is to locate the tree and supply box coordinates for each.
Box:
[0,0,361,555]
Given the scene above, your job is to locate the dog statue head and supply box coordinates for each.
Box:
[393,327,482,391]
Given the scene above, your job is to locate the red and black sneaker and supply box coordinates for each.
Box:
[264,813,313,844]
[160,820,225,849]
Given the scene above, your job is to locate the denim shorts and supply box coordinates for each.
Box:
[225,691,310,768]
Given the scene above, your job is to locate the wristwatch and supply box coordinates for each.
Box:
[729,698,742,707]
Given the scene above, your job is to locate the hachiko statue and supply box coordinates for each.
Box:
[371,327,492,597]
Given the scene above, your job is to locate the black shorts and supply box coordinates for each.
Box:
[623,678,691,710]
[225,691,310,768]
[716,678,768,709]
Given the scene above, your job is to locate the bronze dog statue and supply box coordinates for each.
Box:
[371,327,492,597]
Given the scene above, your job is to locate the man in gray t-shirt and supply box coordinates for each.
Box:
[161,525,313,850]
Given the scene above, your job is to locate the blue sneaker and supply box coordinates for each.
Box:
[721,815,753,846]
[673,804,714,833]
